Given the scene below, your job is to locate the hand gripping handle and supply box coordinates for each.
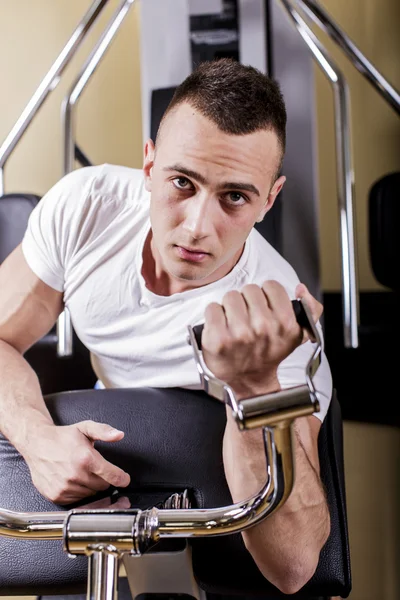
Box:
[192,300,316,350]
[187,298,322,429]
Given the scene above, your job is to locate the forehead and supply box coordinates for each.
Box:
[155,103,281,186]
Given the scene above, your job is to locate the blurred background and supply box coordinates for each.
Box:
[0,1,399,599]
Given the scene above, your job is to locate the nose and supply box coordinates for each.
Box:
[182,191,215,240]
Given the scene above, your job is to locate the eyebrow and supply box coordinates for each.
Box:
[163,163,260,197]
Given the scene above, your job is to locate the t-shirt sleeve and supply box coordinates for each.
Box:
[21,168,96,292]
[277,320,333,422]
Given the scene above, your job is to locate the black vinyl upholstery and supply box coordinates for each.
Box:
[0,192,97,394]
[0,193,41,263]
[0,387,351,598]
[369,171,400,292]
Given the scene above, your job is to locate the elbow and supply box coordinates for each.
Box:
[266,553,320,595]
[246,526,331,595]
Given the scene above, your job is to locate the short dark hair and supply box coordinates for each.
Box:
[157,58,287,173]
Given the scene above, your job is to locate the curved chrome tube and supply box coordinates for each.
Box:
[279,0,359,349]
[0,508,65,539]
[155,424,293,539]
[0,421,294,552]
[295,0,400,115]
[58,0,136,358]
[62,0,136,175]
[0,0,111,195]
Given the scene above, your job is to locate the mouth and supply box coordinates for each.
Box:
[175,245,210,263]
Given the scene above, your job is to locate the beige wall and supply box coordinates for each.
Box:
[1,4,400,600]
[0,0,143,198]
[313,0,400,291]
[2,1,399,292]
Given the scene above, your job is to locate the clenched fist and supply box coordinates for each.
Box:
[201,281,322,396]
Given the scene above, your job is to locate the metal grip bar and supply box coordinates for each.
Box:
[296,0,400,115]
[188,297,321,428]
[0,0,111,195]
[57,0,136,357]
[0,418,292,549]
[278,0,359,349]
[63,0,136,175]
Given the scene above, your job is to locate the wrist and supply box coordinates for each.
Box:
[14,414,56,458]
[230,374,281,401]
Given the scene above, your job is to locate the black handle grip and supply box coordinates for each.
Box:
[192,299,309,351]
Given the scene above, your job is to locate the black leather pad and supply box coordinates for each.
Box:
[0,193,41,263]
[369,171,400,291]
[0,388,351,597]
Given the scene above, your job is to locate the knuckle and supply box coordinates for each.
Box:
[111,471,127,487]
[242,283,260,294]
[253,321,270,338]
[49,486,66,503]
[223,290,241,302]
[235,329,254,345]
[262,279,282,293]
[76,449,92,469]
[214,337,230,354]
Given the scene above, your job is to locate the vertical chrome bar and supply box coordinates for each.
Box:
[59,0,136,357]
[63,0,136,175]
[333,82,359,347]
[0,0,111,195]
[295,0,400,115]
[56,308,73,357]
[278,0,359,348]
[87,546,119,600]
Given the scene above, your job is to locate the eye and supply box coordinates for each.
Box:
[173,177,192,190]
[225,192,247,207]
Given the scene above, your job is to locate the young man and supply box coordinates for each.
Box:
[0,59,331,593]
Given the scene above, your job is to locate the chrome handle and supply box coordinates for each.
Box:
[0,0,111,195]
[278,0,359,348]
[59,0,136,357]
[296,0,400,115]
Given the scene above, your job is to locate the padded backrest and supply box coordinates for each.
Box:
[0,192,97,394]
[0,193,41,263]
[369,171,400,291]
[0,387,351,598]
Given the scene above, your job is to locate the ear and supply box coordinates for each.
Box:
[257,175,286,222]
[143,139,155,192]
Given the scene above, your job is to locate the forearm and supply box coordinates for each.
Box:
[223,389,330,594]
[0,340,53,454]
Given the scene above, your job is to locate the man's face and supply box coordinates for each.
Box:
[143,102,285,294]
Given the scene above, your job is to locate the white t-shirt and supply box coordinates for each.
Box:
[21,163,332,421]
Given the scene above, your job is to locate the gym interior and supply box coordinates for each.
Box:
[0,1,399,600]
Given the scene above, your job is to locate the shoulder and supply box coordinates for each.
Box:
[46,163,146,203]
[245,228,300,297]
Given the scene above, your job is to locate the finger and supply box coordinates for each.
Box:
[90,450,131,488]
[203,302,228,349]
[78,471,113,493]
[240,284,271,335]
[295,283,323,322]
[54,485,97,506]
[77,496,115,510]
[221,290,251,338]
[112,496,131,509]
[76,421,125,443]
[78,495,131,510]
[261,280,292,313]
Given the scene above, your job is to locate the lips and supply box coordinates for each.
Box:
[179,245,209,254]
[175,245,210,262]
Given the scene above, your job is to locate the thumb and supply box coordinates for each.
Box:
[76,420,125,442]
[295,283,323,323]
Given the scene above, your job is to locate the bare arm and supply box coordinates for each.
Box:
[0,245,62,451]
[201,280,331,594]
[223,406,330,594]
[0,245,130,504]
